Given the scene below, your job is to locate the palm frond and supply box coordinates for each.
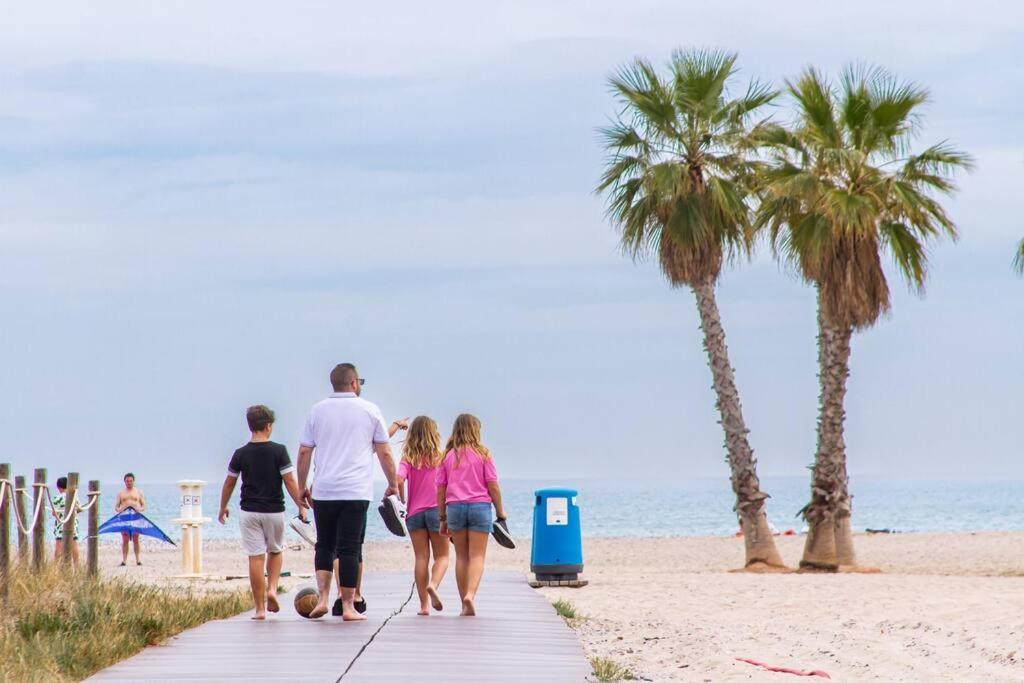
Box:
[787,68,840,148]
[879,221,928,290]
[1014,237,1024,275]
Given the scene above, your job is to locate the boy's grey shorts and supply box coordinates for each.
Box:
[239,510,285,555]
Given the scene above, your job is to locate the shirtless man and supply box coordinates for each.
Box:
[114,472,147,566]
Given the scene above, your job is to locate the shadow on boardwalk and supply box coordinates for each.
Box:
[88,571,590,682]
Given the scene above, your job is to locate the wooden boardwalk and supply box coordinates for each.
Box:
[88,571,590,682]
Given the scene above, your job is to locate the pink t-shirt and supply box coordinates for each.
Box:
[397,460,439,519]
[435,447,498,504]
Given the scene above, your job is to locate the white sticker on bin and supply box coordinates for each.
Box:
[546,497,568,525]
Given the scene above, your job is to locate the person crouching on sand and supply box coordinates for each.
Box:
[219,404,308,620]
[436,414,507,617]
[396,416,450,615]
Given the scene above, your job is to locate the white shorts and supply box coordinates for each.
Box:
[239,510,285,556]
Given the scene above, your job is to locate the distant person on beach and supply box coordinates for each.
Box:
[52,476,80,568]
[296,362,403,621]
[114,472,146,566]
[218,404,308,620]
[396,416,450,615]
[437,414,507,616]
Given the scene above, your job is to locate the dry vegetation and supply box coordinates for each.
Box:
[1,566,247,681]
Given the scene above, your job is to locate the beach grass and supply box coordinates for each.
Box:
[552,597,579,620]
[0,566,248,681]
[590,656,636,681]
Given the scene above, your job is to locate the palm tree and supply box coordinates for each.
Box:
[598,49,785,569]
[757,66,972,570]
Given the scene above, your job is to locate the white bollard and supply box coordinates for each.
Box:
[172,479,210,577]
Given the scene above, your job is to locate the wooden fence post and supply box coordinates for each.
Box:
[62,472,79,567]
[32,468,46,571]
[88,480,100,577]
[1,463,10,602]
[15,475,29,564]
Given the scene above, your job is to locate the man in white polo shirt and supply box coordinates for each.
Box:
[296,363,401,621]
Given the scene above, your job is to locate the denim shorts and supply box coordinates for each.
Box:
[406,507,441,532]
[447,502,493,533]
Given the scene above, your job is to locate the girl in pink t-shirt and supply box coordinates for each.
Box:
[396,416,450,615]
[436,413,507,616]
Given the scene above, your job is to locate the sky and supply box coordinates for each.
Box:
[0,1,1021,488]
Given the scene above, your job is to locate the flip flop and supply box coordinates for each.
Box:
[377,494,408,537]
[491,518,516,549]
[289,516,317,547]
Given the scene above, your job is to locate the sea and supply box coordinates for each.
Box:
[82,475,1024,545]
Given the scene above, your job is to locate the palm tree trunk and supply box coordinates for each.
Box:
[800,289,854,570]
[692,279,785,568]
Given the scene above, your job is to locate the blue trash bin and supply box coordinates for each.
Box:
[531,488,583,581]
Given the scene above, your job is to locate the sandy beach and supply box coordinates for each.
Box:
[92,531,1024,682]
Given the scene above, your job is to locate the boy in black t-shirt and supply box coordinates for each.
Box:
[218,405,308,620]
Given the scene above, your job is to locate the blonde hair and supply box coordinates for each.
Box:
[401,416,443,469]
[444,413,492,466]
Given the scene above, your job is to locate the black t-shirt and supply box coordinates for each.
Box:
[227,441,293,513]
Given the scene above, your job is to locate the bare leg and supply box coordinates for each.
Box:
[249,554,267,620]
[452,530,469,606]
[133,535,141,564]
[427,531,449,611]
[310,569,332,618]
[120,533,128,565]
[265,552,283,613]
[339,585,365,621]
[71,540,80,570]
[54,539,63,563]
[410,530,431,615]
[335,559,365,605]
[462,530,489,616]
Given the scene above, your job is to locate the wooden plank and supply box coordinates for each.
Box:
[346,572,590,682]
[88,571,589,682]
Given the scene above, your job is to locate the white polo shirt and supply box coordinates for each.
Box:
[299,392,390,501]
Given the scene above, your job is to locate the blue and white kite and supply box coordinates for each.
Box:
[97,507,175,545]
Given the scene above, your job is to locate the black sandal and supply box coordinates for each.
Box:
[332,597,368,616]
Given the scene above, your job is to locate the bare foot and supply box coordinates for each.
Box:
[266,593,280,613]
[460,597,476,617]
[252,612,266,621]
[417,606,429,616]
[309,601,329,619]
[342,607,367,622]
[427,585,443,611]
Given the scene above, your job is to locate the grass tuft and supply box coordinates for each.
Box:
[552,598,579,620]
[0,566,248,681]
[590,656,636,682]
